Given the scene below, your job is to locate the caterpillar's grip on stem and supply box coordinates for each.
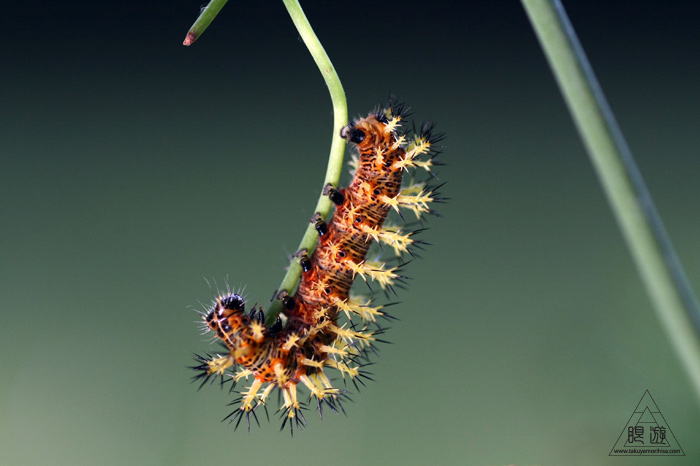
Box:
[192,102,444,433]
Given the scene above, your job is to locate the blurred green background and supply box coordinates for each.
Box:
[2,1,699,465]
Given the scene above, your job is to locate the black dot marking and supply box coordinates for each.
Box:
[282,295,296,310]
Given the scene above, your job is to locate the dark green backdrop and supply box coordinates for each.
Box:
[2,1,699,465]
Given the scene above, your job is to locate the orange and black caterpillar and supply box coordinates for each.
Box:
[192,102,443,433]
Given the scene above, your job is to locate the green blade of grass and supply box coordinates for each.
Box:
[521,0,700,404]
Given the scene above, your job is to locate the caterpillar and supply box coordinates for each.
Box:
[192,101,443,433]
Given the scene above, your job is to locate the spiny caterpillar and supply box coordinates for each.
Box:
[192,101,443,433]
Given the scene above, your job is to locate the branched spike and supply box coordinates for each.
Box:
[333,296,386,323]
[382,187,438,219]
[345,259,400,290]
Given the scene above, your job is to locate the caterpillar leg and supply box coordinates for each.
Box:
[323,183,346,206]
[311,212,328,236]
[294,249,312,272]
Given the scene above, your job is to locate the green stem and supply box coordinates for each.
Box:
[183,0,229,45]
[266,0,348,324]
[521,0,700,404]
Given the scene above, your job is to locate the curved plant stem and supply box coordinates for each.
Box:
[182,0,347,323]
[182,0,229,45]
[521,0,700,404]
[265,0,348,324]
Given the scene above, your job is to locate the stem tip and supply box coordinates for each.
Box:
[183,32,198,46]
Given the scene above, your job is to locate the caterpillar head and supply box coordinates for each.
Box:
[205,293,246,337]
